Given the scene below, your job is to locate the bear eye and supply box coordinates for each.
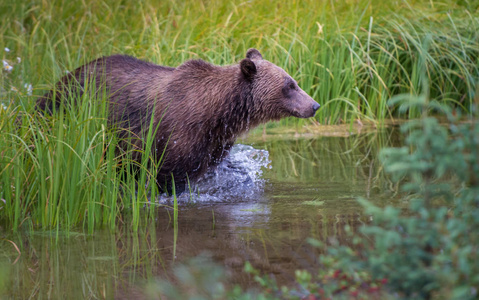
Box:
[289,82,296,90]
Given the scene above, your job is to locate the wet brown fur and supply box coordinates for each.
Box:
[37,49,319,192]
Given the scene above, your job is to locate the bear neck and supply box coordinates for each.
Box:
[212,72,260,142]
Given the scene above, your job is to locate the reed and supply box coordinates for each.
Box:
[0,88,165,232]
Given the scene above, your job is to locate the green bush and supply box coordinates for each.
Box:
[310,92,479,299]
[357,108,479,298]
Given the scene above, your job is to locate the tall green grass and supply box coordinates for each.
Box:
[1,0,477,124]
[0,87,164,232]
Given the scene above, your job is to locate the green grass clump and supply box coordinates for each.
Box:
[0,88,163,232]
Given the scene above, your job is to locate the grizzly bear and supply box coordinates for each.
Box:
[37,49,320,193]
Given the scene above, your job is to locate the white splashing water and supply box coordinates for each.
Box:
[159,144,271,203]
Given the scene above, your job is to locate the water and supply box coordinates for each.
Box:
[160,144,271,203]
[0,128,401,299]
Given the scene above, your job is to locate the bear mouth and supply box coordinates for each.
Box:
[291,110,315,118]
[290,110,302,118]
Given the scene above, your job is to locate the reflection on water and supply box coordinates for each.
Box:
[0,128,401,299]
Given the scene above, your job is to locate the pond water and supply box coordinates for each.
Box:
[0,127,402,299]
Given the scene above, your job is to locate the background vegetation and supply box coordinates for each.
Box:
[1,0,478,124]
[0,1,478,298]
[0,0,479,230]
[0,0,476,227]
[0,0,477,231]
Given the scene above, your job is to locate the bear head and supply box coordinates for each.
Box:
[240,48,320,122]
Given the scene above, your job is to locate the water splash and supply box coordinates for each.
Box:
[159,144,271,203]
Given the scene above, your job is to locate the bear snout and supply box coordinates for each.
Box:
[307,102,321,117]
[298,96,320,118]
[291,100,320,118]
[303,101,320,118]
[288,98,320,118]
[295,89,320,118]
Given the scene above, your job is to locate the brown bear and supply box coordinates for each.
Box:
[37,48,320,193]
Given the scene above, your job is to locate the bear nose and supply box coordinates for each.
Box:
[312,102,320,112]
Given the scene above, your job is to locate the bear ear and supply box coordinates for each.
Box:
[240,58,257,81]
[246,48,263,60]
